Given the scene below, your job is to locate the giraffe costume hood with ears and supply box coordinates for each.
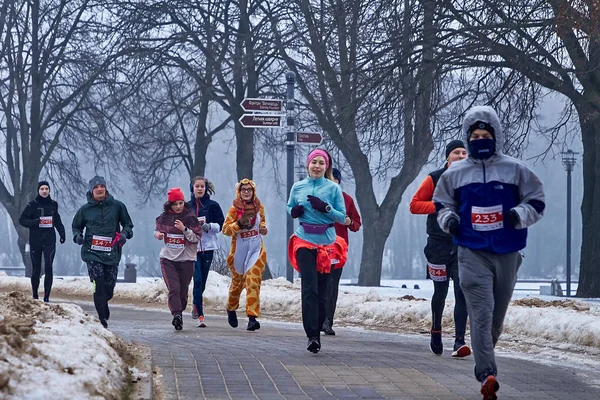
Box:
[222,178,268,322]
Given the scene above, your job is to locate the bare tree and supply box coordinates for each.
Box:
[440,0,600,296]
[0,0,127,275]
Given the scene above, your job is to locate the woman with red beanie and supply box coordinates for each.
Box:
[155,188,202,330]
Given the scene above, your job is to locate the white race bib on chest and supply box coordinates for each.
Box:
[471,205,503,231]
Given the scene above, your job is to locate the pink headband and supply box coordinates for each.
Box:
[306,149,329,169]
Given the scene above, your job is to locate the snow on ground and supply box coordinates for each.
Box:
[1,272,599,352]
[0,291,126,400]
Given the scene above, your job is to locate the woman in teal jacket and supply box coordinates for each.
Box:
[287,149,346,353]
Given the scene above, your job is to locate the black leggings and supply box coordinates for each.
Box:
[431,270,468,339]
[30,244,56,299]
[297,248,330,341]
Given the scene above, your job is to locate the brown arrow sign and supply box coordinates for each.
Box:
[241,98,283,112]
[239,114,283,128]
[296,132,323,145]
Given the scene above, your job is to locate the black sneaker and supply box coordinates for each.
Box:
[43,297,49,303]
[100,319,108,329]
[307,338,321,353]
[227,310,238,328]
[172,315,183,331]
[247,316,260,331]
[322,319,336,336]
[452,337,471,358]
[430,329,443,355]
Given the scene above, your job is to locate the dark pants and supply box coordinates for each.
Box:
[430,255,468,338]
[192,250,214,315]
[30,243,56,299]
[161,258,194,316]
[297,248,330,341]
[325,265,344,326]
[87,262,118,321]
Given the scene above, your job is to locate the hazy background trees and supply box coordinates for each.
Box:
[0,0,594,296]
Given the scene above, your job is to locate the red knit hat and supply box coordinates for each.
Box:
[168,188,185,203]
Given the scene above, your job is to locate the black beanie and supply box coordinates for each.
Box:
[445,140,466,159]
[37,181,50,191]
[468,120,495,138]
[332,168,342,183]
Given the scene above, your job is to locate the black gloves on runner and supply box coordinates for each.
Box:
[291,205,304,219]
[118,234,127,246]
[505,209,520,227]
[74,234,84,245]
[307,195,328,213]
[60,237,66,244]
[448,218,460,237]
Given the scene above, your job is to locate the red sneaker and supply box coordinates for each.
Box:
[481,375,499,400]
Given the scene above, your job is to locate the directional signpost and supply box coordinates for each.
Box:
[296,132,323,145]
[239,114,283,128]
[241,98,283,112]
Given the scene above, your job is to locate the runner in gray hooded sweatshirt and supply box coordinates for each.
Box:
[433,106,545,400]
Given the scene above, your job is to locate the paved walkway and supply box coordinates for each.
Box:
[81,304,598,400]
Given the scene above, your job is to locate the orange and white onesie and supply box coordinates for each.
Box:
[222,182,267,318]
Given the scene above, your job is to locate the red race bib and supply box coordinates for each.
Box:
[427,263,447,282]
[39,216,53,228]
[91,235,113,252]
[471,205,503,231]
[240,229,259,240]
[165,233,185,249]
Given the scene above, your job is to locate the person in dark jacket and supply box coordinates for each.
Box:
[19,181,66,302]
[72,176,134,328]
[322,168,361,336]
[188,176,225,327]
[410,140,471,358]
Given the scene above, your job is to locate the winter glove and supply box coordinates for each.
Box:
[74,234,84,245]
[505,209,520,228]
[448,218,460,237]
[202,223,211,233]
[60,237,66,244]
[307,195,329,213]
[237,214,252,229]
[291,205,305,219]
[117,232,127,246]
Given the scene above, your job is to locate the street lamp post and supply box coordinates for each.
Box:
[561,149,578,297]
[285,72,296,283]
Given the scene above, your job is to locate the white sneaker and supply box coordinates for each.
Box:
[197,315,206,328]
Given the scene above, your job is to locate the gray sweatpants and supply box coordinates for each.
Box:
[458,246,522,382]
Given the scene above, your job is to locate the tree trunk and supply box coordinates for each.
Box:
[358,217,392,286]
[576,107,600,297]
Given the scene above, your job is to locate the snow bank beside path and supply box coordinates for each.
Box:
[2,273,599,350]
[0,292,126,400]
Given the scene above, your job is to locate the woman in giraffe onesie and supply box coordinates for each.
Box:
[222,178,267,331]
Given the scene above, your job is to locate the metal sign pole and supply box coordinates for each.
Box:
[285,71,296,283]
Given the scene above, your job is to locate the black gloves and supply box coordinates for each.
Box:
[117,234,127,246]
[291,205,304,219]
[505,209,520,227]
[74,234,84,245]
[307,195,329,213]
[448,218,460,237]
[60,237,66,244]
